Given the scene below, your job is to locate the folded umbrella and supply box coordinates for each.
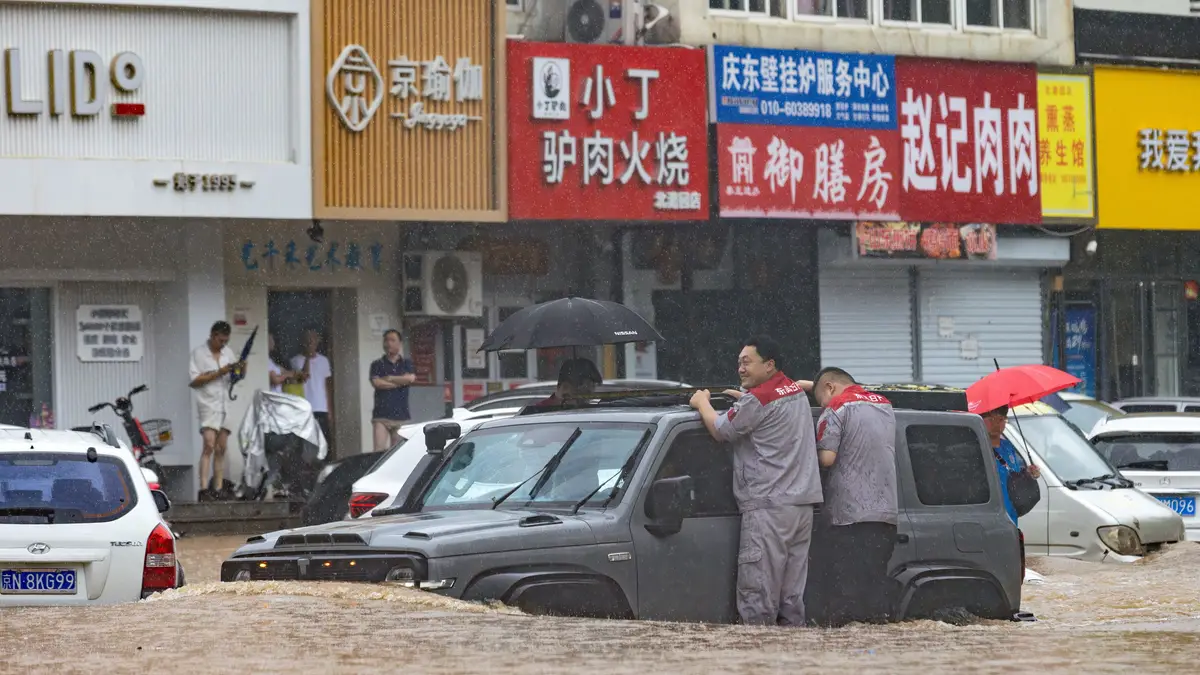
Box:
[966,364,1080,415]
[479,297,664,352]
[228,325,258,401]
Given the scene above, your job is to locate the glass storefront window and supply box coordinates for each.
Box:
[0,289,54,428]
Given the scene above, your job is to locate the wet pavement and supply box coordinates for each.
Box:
[1,535,1198,674]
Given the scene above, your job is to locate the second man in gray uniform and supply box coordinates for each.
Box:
[690,335,823,626]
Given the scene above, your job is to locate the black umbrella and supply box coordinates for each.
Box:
[228,325,258,401]
[478,297,664,352]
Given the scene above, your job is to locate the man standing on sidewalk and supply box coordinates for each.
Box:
[291,328,334,457]
[188,320,243,501]
[690,335,823,627]
[806,367,898,625]
[369,329,416,451]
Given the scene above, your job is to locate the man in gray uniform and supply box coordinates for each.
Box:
[808,367,898,625]
[690,335,823,626]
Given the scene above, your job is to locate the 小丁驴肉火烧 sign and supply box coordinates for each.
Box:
[76,305,144,362]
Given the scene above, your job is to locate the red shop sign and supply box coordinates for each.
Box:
[894,58,1041,225]
[507,41,710,221]
[717,124,900,220]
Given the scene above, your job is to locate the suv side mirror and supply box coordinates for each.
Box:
[152,489,171,514]
[644,475,694,537]
[424,422,462,453]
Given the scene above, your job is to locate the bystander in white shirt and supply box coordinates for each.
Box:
[290,352,332,413]
[190,343,237,430]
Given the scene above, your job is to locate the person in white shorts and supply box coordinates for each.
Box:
[188,320,243,501]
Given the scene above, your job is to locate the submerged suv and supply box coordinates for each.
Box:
[223,387,1024,624]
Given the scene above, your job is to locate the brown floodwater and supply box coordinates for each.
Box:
[2,535,1198,674]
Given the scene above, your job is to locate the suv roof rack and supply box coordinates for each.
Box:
[516,383,968,415]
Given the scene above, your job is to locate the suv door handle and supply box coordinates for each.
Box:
[896,533,910,544]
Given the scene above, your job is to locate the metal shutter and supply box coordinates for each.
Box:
[918,269,1044,388]
[819,267,914,384]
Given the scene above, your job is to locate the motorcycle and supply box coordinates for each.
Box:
[74,385,180,536]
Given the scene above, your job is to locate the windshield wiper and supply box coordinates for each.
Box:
[1063,477,1105,489]
[569,429,652,516]
[491,427,583,510]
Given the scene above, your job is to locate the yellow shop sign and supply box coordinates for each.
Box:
[1037,73,1095,221]
[1095,66,1200,230]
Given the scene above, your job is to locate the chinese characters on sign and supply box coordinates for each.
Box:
[327,44,485,133]
[76,305,144,362]
[1037,74,1095,220]
[508,41,710,221]
[853,222,997,260]
[718,126,898,219]
[709,46,897,130]
[1053,305,1096,397]
[894,58,1041,225]
[239,238,385,274]
[1137,128,1200,173]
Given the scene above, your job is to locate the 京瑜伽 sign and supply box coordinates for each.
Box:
[1037,73,1095,221]
[507,41,710,221]
[711,46,900,220]
[708,45,896,130]
[894,58,1041,225]
[77,305,144,362]
[853,221,997,260]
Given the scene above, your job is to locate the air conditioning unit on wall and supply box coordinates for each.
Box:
[566,0,644,45]
[402,251,484,318]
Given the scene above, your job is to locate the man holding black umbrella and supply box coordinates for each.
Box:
[689,335,823,627]
[189,320,244,500]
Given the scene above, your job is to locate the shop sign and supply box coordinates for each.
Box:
[852,221,997,260]
[894,58,1041,225]
[1054,305,1097,398]
[1037,73,1095,220]
[507,40,710,221]
[717,125,899,219]
[3,48,145,119]
[326,45,485,133]
[76,305,144,362]
[238,237,385,274]
[708,45,896,130]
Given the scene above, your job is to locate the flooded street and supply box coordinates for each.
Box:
[0,537,1196,673]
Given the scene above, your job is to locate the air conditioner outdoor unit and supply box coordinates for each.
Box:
[565,0,644,45]
[402,251,484,318]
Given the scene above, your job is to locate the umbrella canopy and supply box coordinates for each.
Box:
[966,364,1080,415]
[478,297,664,352]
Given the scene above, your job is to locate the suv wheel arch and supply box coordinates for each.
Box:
[461,569,633,620]
[895,566,1014,621]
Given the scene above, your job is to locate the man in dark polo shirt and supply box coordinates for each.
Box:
[369,329,416,451]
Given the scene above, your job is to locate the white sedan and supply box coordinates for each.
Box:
[349,409,523,518]
[1089,413,1200,541]
[0,427,182,605]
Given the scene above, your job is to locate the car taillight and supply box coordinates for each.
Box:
[349,492,388,518]
[147,483,161,491]
[142,523,177,597]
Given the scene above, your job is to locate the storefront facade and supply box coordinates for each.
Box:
[708,49,1075,386]
[303,0,505,428]
[1060,66,1200,400]
[507,40,714,385]
[0,0,311,496]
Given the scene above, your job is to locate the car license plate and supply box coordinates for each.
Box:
[0,569,77,595]
[1155,495,1197,517]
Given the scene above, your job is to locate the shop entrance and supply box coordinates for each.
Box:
[1098,281,1186,399]
[0,289,53,428]
[267,290,337,453]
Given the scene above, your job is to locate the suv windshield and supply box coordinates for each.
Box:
[1012,415,1117,484]
[1092,433,1200,472]
[422,422,652,510]
[0,452,137,523]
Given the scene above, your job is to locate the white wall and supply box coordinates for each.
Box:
[0,0,311,218]
[510,0,1075,66]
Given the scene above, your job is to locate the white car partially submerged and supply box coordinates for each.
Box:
[1089,413,1200,542]
[0,427,182,605]
[349,409,523,518]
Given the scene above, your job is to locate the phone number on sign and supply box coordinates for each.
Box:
[759,100,833,120]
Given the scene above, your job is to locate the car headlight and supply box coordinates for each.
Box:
[1097,525,1145,556]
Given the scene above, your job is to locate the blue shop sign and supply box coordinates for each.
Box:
[240,239,384,274]
[1058,305,1097,398]
[708,45,896,130]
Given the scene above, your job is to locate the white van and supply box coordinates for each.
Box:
[1004,402,1185,562]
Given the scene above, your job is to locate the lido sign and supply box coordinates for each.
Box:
[3,47,146,119]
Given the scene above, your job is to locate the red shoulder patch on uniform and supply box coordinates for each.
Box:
[726,408,737,421]
[747,372,803,405]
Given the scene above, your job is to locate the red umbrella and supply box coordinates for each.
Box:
[966,364,1081,415]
